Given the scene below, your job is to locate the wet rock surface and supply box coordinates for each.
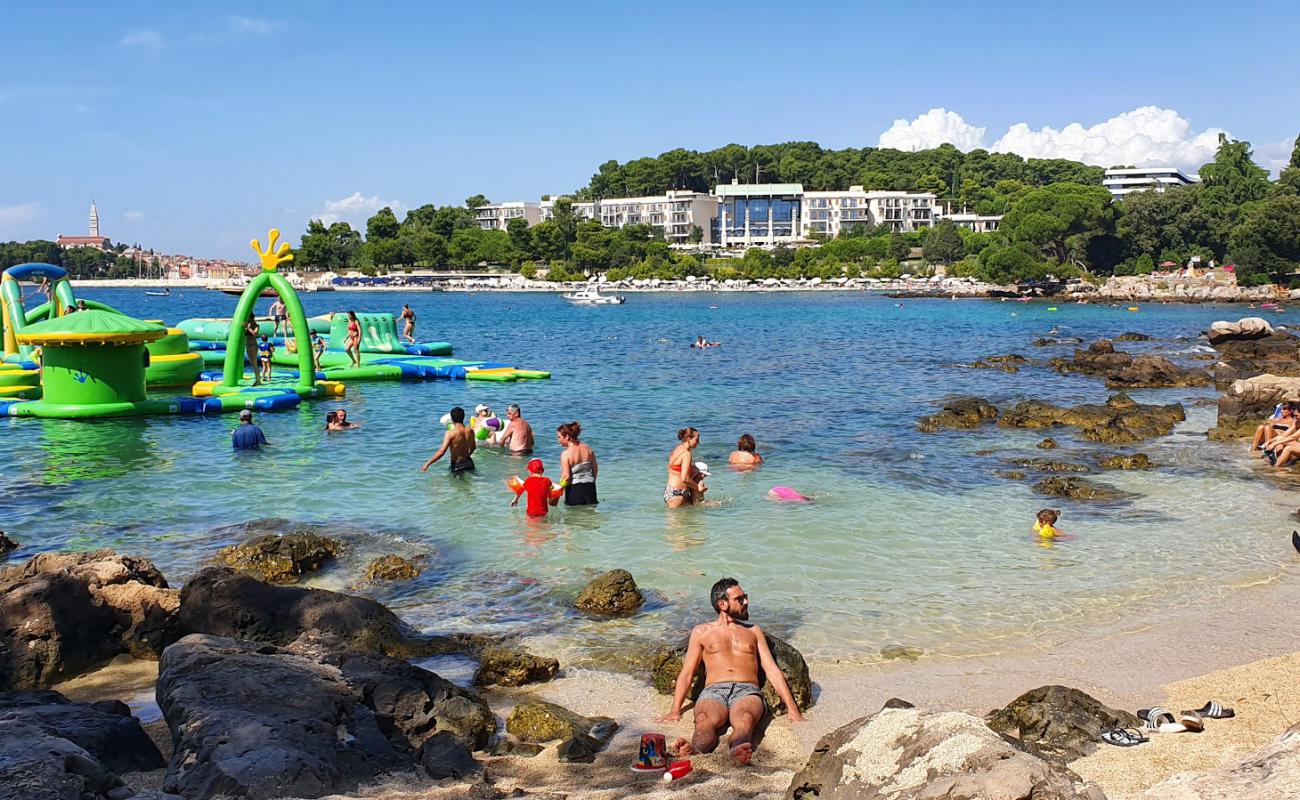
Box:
[1033,476,1123,501]
[505,701,617,763]
[0,551,180,689]
[1006,458,1092,473]
[1114,332,1154,341]
[157,633,490,799]
[1211,332,1300,384]
[650,631,813,716]
[1038,437,1059,449]
[1000,393,1185,443]
[987,685,1140,763]
[917,396,999,432]
[363,554,423,582]
[0,532,16,558]
[1096,453,1153,470]
[1104,354,1211,389]
[573,569,644,615]
[785,706,1105,800]
[473,645,559,687]
[218,532,344,583]
[0,689,166,800]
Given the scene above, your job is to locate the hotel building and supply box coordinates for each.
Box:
[474,201,541,232]
[1102,167,1197,199]
[713,182,805,247]
[596,190,718,244]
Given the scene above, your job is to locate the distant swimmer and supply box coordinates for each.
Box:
[729,434,763,468]
[894,303,904,308]
[691,336,721,348]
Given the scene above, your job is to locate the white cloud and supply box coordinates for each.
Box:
[124,210,145,221]
[0,202,43,236]
[1253,137,1296,178]
[225,16,284,36]
[878,106,1227,171]
[314,193,405,228]
[878,108,986,152]
[119,28,164,49]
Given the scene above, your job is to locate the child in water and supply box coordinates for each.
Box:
[1032,508,1067,540]
[257,335,274,383]
[510,458,561,517]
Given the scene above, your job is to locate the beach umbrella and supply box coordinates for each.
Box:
[1160,261,1178,267]
[1224,264,1236,272]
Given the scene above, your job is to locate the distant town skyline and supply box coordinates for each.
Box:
[2,0,1297,260]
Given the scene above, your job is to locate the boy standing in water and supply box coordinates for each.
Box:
[511,458,560,517]
[257,335,274,383]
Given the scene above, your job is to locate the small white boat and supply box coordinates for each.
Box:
[562,288,625,305]
[144,289,171,297]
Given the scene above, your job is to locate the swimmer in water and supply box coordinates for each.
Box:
[1032,508,1067,540]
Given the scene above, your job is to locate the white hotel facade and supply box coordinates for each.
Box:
[1102,167,1198,199]
[488,182,989,249]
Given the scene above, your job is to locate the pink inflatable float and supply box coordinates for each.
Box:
[768,486,811,502]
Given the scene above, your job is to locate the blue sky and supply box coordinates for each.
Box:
[2,1,1297,259]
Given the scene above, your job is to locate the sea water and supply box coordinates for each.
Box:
[2,289,1294,665]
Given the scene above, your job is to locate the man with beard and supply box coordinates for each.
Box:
[658,578,804,763]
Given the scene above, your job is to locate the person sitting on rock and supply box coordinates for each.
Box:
[658,578,804,764]
[1250,402,1296,457]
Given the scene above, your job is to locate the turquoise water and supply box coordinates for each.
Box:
[2,289,1294,665]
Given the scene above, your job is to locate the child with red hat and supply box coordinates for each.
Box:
[510,458,562,517]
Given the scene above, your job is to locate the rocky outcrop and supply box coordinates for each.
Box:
[1006,458,1091,473]
[1207,316,1273,346]
[0,532,16,558]
[650,631,813,716]
[0,689,166,800]
[1033,477,1124,502]
[505,701,617,763]
[1114,332,1154,341]
[1000,393,1185,444]
[1210,332,1300,383]
[1053,339,1133,376]
[917,397,999,433]
[1138,720,1300,799]
[178,566,467,658]
[0,551,180,689]
[1209,374,1300,440]
[156,633,491,799]
[1038,437,1059,449]
[987,685,1140,762]
[473,645,559,687]
[785,706,1105,800]
[1096,453,1153,470]
[218,532,344,583]
[574,569,644,615]
[363,554,422,582]
[1105,354,1212,389]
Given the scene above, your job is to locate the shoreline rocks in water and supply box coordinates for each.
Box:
[917,396,999,432]
[0,551,180,690]
[1000,392,1185,444]
[473,645,559,687]
[574,569,644,615]
[1033,476,1124,502]
[1052,339,1211,388]
[217,531,344,583]
[1210,373,1300,440]
[0,532,17,558]
[650,631,813,716]
[362,554,423,582]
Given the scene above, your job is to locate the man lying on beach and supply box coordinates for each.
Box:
[658,578,804,764]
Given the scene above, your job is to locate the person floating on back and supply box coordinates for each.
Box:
[232,409,268,450]
[509,458,562,517]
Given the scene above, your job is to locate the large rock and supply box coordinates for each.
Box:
[218,532,344,583]
[1207,316,1273,346]
[574,569,644,615]
[1210,332,1300,383]
[474,645,559,687]
[0,551,180,689]
[917,396,999,432]
[1033,477,1124,502]
[156,633,490,799]
[987,685,1141,762]
[178,566,462,658]
[1000,393,1184,443]
[1139,719,1300,799]
[363,554,422,582]
[0,689,166,800]
[0,532,16,559]
[1104,355,1212,389]
[1209,373,1300,440]
[505,700,617,763]
[785,707,1105,800]
[649,631,813,716]
[1096,453,1153,470]
[1052,339,1134,376]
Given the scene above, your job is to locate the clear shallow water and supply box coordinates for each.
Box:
[2,289,1295,665]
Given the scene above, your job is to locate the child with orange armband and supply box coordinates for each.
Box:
[509,458,563,517]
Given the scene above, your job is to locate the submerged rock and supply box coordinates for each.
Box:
[917,396,999,432]
[1032,477,1123,501]
[473,645,559,687]
[650,631,813,716]
[987,684,1141,762]
[0,689,166,800]
[994,469,1027,480]
[1037,437,1059,449]
[218,532,344,583]
[785,707,1105,800]
[1000,393,1184,443]
[0,551,180,689]
[1006,458,1091,473]
[574,569,644,615]
[1096,453,1153,470]
[879,645,924,662]
[0,532,16,558]
[363,554,422,582]
[1114,331,1154,341]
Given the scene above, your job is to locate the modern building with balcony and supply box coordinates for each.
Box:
[940,212,1002,233]
[865,191,936,233]
[713,182,805,248]
[801,187,938,237]
[474,201,541,232]
[1102,167,1197,199]
[539,198,597,221]
[596,190,718,244]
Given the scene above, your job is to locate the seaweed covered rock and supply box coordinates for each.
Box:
[505,701,617,763]
[1000,393,1184,443]
[473,645,559,687]
[1037,437,1059,449]
[987,684,1141,762]
[785,706,1105,800]
[574,569,644,615]
[650,631,813,716]
[917,396,999,433]
[1006,458,1091,473]
[363,554,422,582]
[0,551,180,689]
[218,532,344,583]
[1052,339,1134,376]
[1104,354,1211,389]
[1096,453,1153,470]
[1032,477,1123,501]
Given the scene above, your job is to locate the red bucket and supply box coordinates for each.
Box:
[634,733,668,771]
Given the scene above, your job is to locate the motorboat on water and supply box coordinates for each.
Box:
[144,288,172,297]
[562,288,625,305]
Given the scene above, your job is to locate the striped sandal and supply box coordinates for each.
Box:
[1139,707,1187,733]
[1193,701,1235,719]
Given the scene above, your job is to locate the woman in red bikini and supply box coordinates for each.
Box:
[666,427,704,508]
[344,310,362,368]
